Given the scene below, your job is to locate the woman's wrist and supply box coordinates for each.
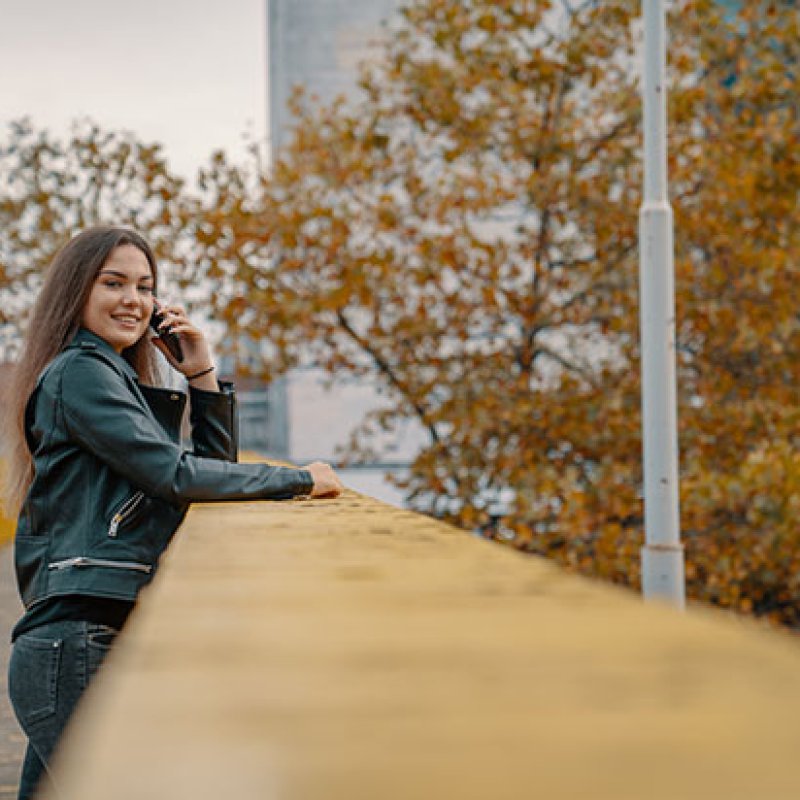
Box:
[185,364,219,392]
[186,365,215,382]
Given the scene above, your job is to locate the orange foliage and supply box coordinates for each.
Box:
[188,0,798,625]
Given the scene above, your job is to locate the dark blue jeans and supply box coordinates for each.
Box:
[8,621,118,800]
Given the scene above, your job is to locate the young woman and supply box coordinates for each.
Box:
[3,226,343,799]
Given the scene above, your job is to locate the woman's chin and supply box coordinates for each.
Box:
[103,331,144,354]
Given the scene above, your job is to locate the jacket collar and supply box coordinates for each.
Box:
[67,328,140,382]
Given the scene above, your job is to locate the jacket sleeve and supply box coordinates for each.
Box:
[188,381,238,462]
[59,351,313,504]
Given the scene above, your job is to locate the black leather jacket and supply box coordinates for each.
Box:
[15,328,313,610]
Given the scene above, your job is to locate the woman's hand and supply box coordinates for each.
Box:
[304,462,345,499]
[150,300,217,391]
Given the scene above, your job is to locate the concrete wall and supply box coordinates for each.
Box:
[45,491,800,799]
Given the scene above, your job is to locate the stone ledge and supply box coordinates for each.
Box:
[46,490,800,799]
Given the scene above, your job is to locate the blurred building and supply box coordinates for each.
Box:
[268,0,399,153]
[266,0,419,505]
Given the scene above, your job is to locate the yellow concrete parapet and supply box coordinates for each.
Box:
[47,491,800,799]
[0,459,16,547]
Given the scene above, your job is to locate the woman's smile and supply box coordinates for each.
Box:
[111,313,143,328]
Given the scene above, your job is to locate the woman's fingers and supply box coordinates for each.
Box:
[153,304,201,342]
[157,307,187,331]
[305,462,345,499]
[164,305,187,322]
[161,321,196,337]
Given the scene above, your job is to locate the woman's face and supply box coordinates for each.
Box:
[80,244,155,353]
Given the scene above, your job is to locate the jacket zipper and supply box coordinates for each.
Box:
[108,491,145,537]
[48,556,152,574]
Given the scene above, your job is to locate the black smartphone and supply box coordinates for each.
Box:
[149,307,184,363]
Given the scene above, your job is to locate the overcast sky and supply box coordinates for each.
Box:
[0,0,268,177]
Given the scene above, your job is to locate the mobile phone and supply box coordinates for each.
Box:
[149,307,184,363]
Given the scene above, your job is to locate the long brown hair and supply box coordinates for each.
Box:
[2,226,163,514]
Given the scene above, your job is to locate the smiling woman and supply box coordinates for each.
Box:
[1,225,344,799]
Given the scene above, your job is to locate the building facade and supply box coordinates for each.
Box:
[268,0,399,152]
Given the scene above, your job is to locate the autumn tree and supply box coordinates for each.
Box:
[673,0,800,620]
[0,118,192,358]
[191,0,647,531]
[189,0,799,625]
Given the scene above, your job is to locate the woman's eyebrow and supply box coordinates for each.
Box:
[98,269,154,283]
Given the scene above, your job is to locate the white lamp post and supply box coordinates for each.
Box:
[638,0,685,608]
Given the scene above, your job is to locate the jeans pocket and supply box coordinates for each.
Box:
[87,624,118,679]
[9,636,62,729]
[87,625,118,650]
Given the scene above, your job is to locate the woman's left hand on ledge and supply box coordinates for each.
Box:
[304,462,345,499]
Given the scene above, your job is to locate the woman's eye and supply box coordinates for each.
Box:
[104,280,122,288]
[139,286,154,294]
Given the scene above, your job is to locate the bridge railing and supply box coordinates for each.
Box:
[45,489,800,799]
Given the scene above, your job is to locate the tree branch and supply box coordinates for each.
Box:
[335,308,441,446]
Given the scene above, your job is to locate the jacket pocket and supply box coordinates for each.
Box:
[48,556,152,574]
[107,491,146,537]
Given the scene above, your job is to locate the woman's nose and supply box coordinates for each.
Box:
[121,287,143,305]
